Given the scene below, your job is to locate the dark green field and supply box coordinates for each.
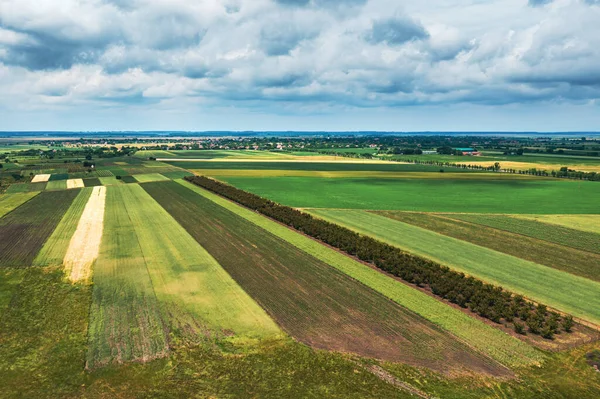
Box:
[220,176,600,214]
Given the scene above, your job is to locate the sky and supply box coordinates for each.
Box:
[0,0,599,132]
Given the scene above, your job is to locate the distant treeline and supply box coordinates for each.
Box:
[185,175,576,339]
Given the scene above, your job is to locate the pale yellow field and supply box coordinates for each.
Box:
[31,174,51,183]
[64,186,106,283]
[471,161,600,173]
[515,214,600,234]
[192,169,542,179]
[67,178,84,189]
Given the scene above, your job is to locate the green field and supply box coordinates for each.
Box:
[0,192,39,218]
[98,176,122,186]
[34,188,93,267]
[309,209,600,325]
[45,180,68,190]
[5,182,47,193]
[87,186,169,369]
[376,212,600,282]
[448,214,600,255]
[132,173,169,183]
[177,180,543,368]
[145,180,507,376]
[219,176,600,213]
[517,214,600,234]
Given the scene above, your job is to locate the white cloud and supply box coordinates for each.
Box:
[0,0,599,128]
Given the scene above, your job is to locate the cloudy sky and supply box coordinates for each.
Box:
[0,0,599,131]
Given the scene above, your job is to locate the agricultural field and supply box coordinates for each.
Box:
[1,142,600,398]
[218,176,600,213]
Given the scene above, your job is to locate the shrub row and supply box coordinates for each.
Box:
[185,175,575,338]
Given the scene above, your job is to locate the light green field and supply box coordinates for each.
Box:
[119,184,280,339]
[308,209,600,325]
[132,173,170,183]
[5,182,47,193]
[45,180,68,191]
[0,192,39,218]
[98,176,123,186]
[34,188,92,267]
[516,214,600,234]
[175,179,543,368]
[87,186,169,369]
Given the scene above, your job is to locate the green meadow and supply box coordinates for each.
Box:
[220,176,600,214]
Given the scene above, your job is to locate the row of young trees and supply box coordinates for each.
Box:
[185,175,575,339]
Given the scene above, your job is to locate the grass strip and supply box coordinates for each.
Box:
[87,185,169,369]
[449,214,600,255]
[375,211,600,283]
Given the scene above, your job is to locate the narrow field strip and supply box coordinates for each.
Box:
[375,211,600,283]
[449,214,600,255]
[0,190,80,267]
[146,180,510,376]
[0,192,39,218]
[117,184,280,340]
[87,186,168,369]
[64,186,106,283]
[132,173,169,183]
[515,214,600,234]
[175,179,542,368]
[31,174,51,183]
[34,188,93,267]
[309,209,600,326]
[193,169,535,180]
[66,178,84,189]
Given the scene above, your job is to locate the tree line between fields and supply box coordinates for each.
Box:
[185,175,576,340]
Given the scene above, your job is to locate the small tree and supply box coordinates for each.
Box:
[514,322,526,335]
[541,325,555,340]
[562,315,575,333]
